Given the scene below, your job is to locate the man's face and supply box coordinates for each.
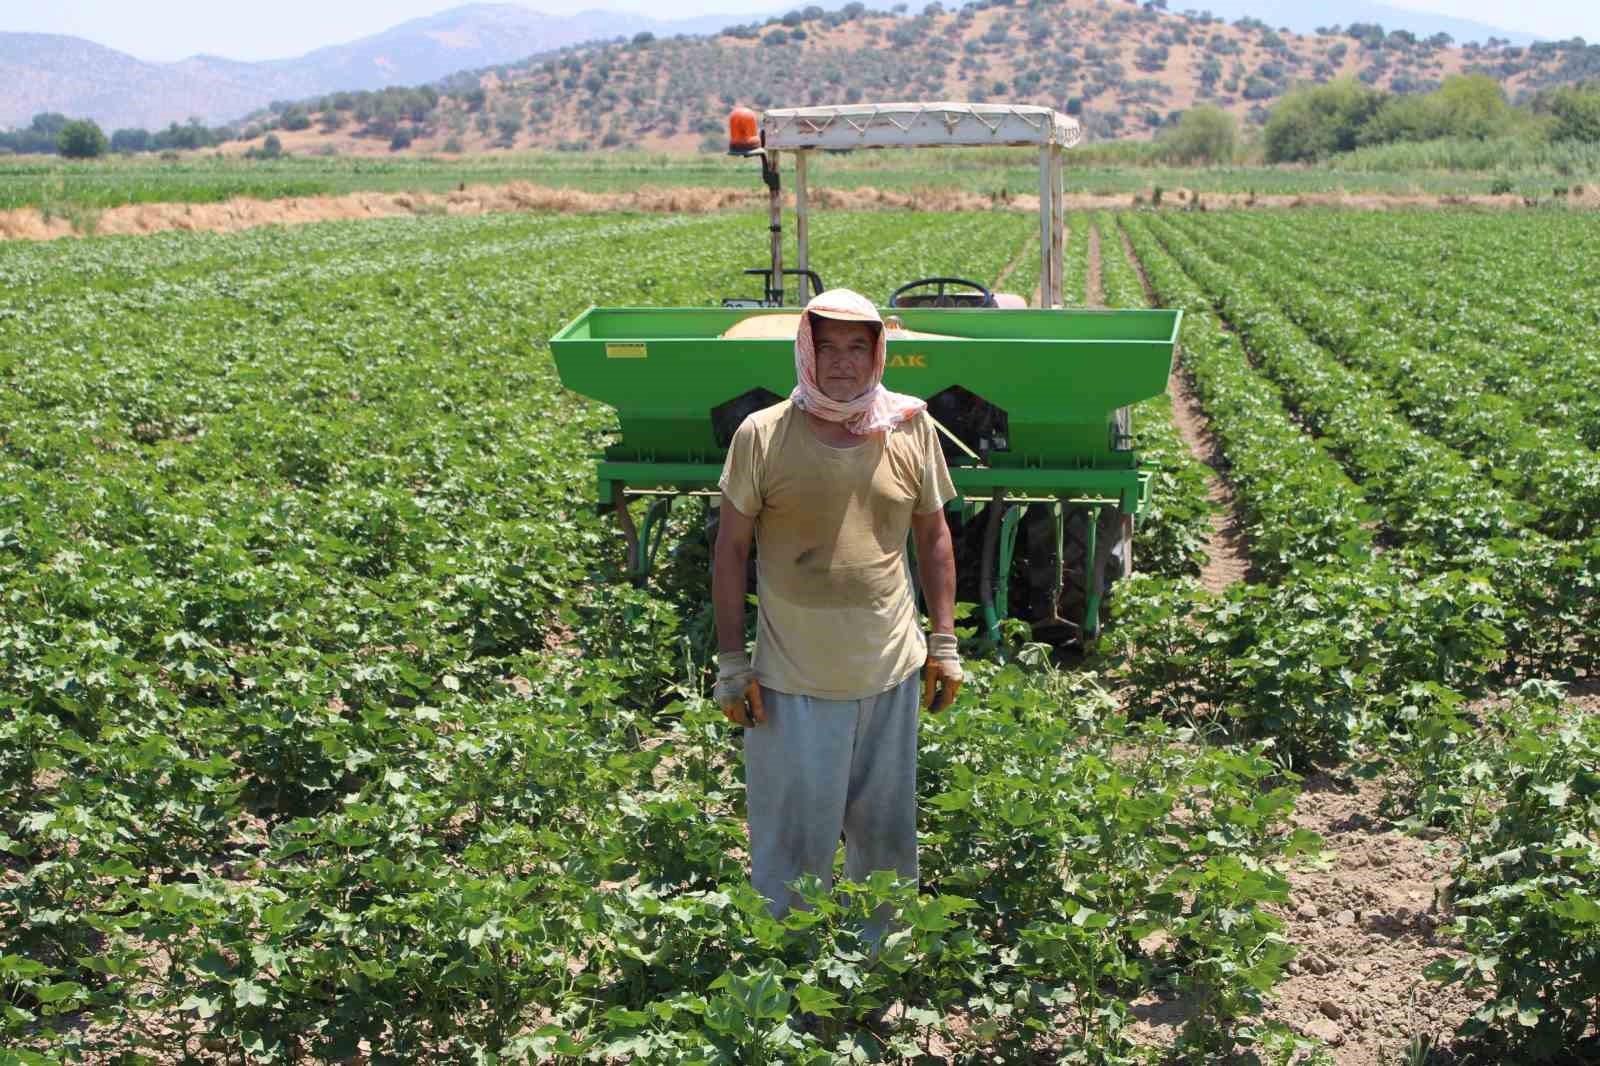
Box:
[812,317,878,404]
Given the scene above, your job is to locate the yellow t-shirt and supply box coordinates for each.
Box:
[718,400,957,700]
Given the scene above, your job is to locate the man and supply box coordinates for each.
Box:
[712,287,963,925]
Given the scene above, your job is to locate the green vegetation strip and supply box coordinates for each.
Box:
[1111,220,1600,1062]
[1170,210,1600,541]
[1135,211,1600,677]
[1230,209,1600,452]
[1115,214,1371,580]
[1091,212,1212,581]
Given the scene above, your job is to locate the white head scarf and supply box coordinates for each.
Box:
[789,288,926,435]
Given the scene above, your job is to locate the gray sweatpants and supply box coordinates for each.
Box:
[743,670,921,923]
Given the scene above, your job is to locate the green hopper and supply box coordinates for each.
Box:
[551,303,1181,644]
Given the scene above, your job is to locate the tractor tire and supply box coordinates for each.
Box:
[1058,504,1133,639]
[946,504,992,609]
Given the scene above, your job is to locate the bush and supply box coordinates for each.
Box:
[56,119,108,159]
[1360,74,1513,145]
[1548,84,1600,143]
[110,127,151,153]
[1263,78,1384,162]
[245,133,284,160]
[1160,105,1237,164]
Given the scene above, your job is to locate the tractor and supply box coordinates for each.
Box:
[551,101,1180,645]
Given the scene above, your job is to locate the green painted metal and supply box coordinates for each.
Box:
[552,306,1181,484]
[552,303,1182,640]
[992,503,1026,628]
[594,461,1149,513]
[1082,504,1102,637]
[639,497,673,580]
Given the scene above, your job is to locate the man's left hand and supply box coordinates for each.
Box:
[922,633,963,712]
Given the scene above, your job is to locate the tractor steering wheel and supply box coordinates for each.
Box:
[888,276,995,308]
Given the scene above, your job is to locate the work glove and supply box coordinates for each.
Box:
[922,633,963,713]
[715,650,766,727]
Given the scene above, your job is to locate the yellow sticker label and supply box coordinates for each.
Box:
[606,343,648,359]
[887,353,928,369]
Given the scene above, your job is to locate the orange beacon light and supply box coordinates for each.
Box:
[727,107,760,155]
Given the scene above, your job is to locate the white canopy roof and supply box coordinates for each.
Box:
[762,101,1082,151]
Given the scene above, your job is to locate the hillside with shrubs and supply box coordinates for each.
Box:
[221,0,1596,156]
[14,0,1598,162]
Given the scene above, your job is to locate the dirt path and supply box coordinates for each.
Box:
[1085,223,1104,308]
[1117,226,1253,593]
[1127,771,1483,1064]
[1262,773,1484,1064]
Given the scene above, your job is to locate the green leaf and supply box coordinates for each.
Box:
[793,984,841,1018]
[30,981,84,1005]
[1532,782,1570,807]
[1552,893,1600,924]
[727,963,791,1022]
[232,980,268,1007]
[180,994,221,1019]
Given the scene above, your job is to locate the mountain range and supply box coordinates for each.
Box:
[0,3,773,132]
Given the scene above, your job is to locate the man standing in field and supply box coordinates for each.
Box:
[712,287,963,928]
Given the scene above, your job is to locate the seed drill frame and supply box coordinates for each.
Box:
[551,102,1180,644]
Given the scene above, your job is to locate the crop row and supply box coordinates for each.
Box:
[1137,212,1600,678]
[1110,215,1499,764]
[1173,212,1600,540]
[1229,208,1600,417]
[1113,215,1372,581]
[1,210,751,1057]
[1119,212,1600,1057]
[1122,209,1600,678]
[1383,681,1600,1058]
[1230,210,1600,451]
[1265,209,1600,349]
[1089,213,1211,582]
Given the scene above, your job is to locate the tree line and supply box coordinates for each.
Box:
[0,113,239,159]
[0,85,448,160]
[1263,75,1600,163]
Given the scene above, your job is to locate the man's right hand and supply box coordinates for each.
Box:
[715,650,767,727]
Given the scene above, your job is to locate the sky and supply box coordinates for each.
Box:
[4,0,1594,63]
[1397,0,1593,41]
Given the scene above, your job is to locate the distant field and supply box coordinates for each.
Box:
[2,147,1596,216]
